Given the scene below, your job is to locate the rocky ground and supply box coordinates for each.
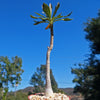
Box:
[28,93,70,100]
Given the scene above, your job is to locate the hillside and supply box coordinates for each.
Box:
[16,87,75,95]
[8,87,84,100]
[17,87,34,93]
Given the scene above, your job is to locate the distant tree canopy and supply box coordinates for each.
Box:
[72,11,100,100]
[0,56,24,100]
[30,65,63,94]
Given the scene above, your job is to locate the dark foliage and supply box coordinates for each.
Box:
[72,11,100,100]
[85,11,100,54]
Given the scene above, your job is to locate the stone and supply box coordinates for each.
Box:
[28,93,70,100]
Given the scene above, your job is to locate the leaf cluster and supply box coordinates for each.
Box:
[30,2,72,27]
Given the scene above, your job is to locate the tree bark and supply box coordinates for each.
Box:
[45,24,54,97]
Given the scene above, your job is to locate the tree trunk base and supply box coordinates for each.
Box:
[45,88,53,97]
[28,93,70,100]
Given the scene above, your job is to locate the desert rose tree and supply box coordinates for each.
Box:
[30,2,72,97]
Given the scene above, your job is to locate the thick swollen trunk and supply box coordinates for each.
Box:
[45,25,54,97]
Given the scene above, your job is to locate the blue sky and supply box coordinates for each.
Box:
[0,0,100,91]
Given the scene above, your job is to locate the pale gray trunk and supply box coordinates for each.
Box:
[45,24,54,97]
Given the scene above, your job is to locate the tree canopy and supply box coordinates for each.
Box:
[72,11,100,100]
[0,56,24,100]
[85,10,100,54]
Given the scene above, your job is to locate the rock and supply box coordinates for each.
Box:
[28,93,70,100]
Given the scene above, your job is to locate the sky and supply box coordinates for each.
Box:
[0,0,100,91]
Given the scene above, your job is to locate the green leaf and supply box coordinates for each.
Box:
[35,12,45,18]
[62,18,72,21]
[30,15,48,21]
[54,19,62,22]
[41,17,49,21]
[53,2,60,17]
[49,3,52,18]
[34,21,46,25]
[42,3,50,18]
[63,12,72,17]
[30,15,38,19]
[54,13,63,19]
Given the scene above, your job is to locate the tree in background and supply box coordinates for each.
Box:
[30,65,63,94]
[85,10,100,54]
[30,2,72,96]
[72,11,100,100]
[0,56,24,100]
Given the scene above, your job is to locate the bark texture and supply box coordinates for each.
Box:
[45,25,54,97]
